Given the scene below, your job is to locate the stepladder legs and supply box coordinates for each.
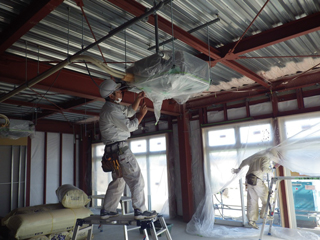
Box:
[259,179,279,240]
[72,220,93,240]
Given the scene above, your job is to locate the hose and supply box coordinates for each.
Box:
[0,114,10,128]
[0,55,125,103]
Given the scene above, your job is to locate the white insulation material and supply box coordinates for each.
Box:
[46,133,60,204]
[173,124,183,216]
[304,95,320,108]
[30,132,77,206]
[207,111,224,123]
[62,134,74,185]
[186,119,320,239]
[278,99,298,112]
[227,106,247,120]
[30,132,45,206]
[250,102,273,116]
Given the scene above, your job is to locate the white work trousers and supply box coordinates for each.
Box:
[103,145,147,213]
[247,178,268,222]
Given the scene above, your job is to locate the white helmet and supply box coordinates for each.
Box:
[99,79,121,98]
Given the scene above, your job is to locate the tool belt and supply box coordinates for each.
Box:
[246,173,258,186]
[101,142,128,178]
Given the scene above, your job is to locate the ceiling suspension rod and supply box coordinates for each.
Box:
[0,0,171,103]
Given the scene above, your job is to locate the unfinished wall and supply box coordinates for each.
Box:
[30,131,79,207]
[0,141,26,217]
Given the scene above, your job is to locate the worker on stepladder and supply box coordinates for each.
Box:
[231,148,281,229]
[99,79,157,220]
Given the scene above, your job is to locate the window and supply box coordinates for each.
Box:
[129,135,168,214]
[279,113,320,230]
[91,143,113,206]
[203,120,275,225]
[91,134,169,215]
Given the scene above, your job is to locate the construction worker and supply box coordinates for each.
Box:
[231,149,280,229]
[99,79,156,220]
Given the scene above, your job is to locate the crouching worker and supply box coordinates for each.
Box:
[231,149,281,229]
[99,79,156,220]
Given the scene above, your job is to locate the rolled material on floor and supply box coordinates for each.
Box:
[56,184,90,209]
[2,203,64,226]
[5,207,92,239]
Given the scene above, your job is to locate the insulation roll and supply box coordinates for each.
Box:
[56,184,90,209]
[2,203,64,226]
[5,207,92,240]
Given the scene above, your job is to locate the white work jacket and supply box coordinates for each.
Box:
[238,152,273,180]
[99,101,139,145]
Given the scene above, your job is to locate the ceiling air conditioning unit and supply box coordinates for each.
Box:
[126,51,210,122]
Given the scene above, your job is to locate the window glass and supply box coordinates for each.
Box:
[150,137,166,152]
[208,128,235,146]
[94,144,105,157]
[91,143,112,207]
[240,124,272,143]
[130,139,147,153]
[149,155,168,213]
[285,118,320,139]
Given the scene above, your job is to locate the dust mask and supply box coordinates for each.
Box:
[114,98,122,103]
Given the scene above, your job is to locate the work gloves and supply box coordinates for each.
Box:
[231,168,240,174]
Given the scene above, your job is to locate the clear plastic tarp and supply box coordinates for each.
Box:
[127,50,210,122]
[0,119,35,139]
[187,118,320,239]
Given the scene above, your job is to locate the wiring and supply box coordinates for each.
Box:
[84,62,100,89]
[78,2,107,63]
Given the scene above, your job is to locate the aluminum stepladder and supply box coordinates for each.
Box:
[259,175,320,240]
[71,214,173,240]
[259,177,279,240]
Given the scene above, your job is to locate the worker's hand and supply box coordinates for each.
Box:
[137,91,145,100]
[139,102,148,116]
[231,168,240,174]
[273,163,281,169]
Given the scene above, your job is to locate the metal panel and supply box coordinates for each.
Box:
[1,0,320,117]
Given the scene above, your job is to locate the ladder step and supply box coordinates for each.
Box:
[156,228,167,235]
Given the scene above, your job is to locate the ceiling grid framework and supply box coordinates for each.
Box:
[0,0,320,123]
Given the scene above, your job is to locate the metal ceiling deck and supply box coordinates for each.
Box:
[1,0,320,123]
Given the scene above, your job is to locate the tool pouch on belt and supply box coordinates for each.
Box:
[101,151,123,178]
[246,173,257,186]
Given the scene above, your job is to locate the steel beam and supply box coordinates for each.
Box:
[0,54,181,116]
[0,0,64,54]
[4,99,98,116]
[218,12,320,57]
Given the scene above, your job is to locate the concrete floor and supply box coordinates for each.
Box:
[90,216,286,240]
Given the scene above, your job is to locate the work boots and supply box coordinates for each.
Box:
[248,220,259,229]
[100,209,119,219]
[134,209,157,220]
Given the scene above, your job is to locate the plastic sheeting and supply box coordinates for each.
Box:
[127,51,209,122]
[0,119,35,139]
[186,224,320,239]
[186,119,320,239]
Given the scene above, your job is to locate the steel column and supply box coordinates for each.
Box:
[273,118,290,228]
[177,105,194,222]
